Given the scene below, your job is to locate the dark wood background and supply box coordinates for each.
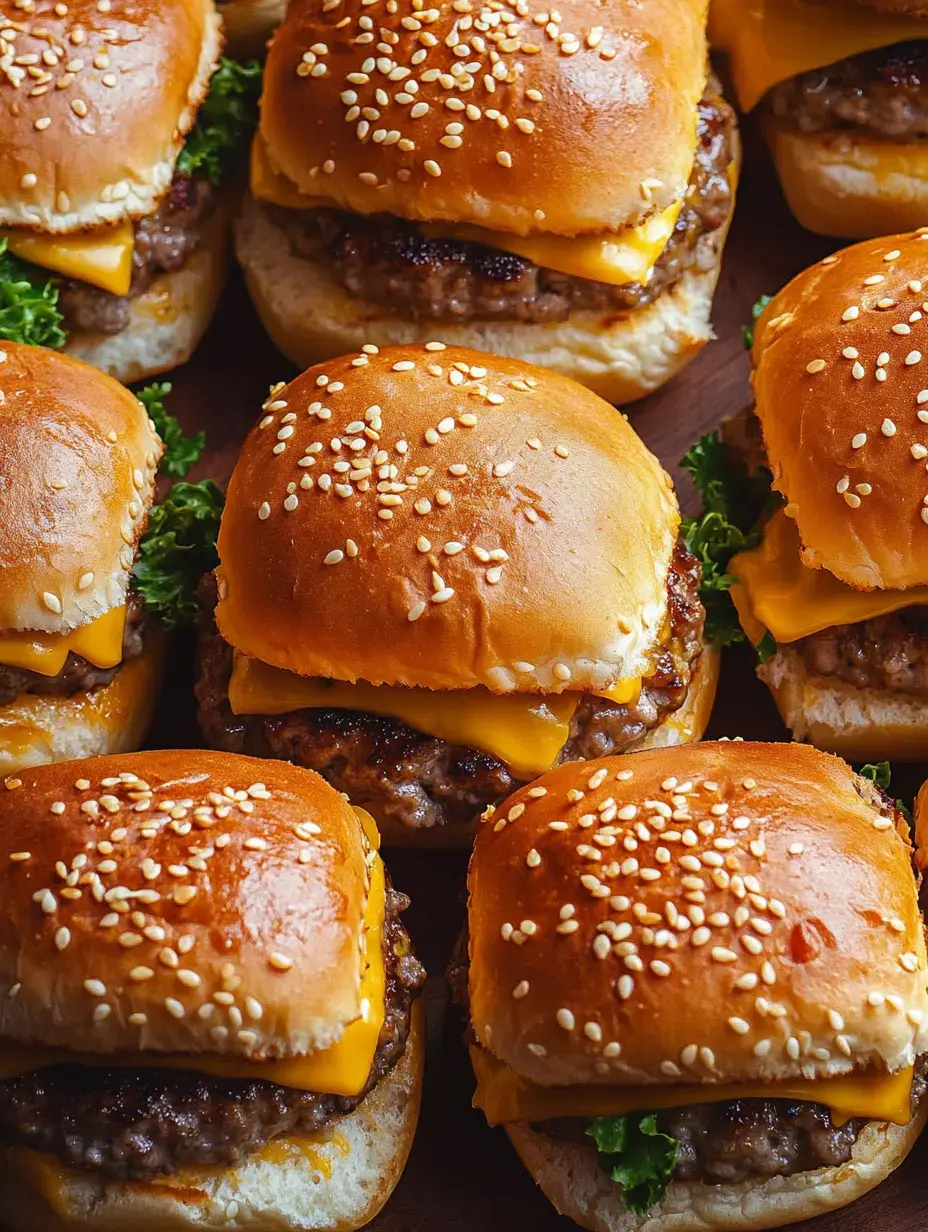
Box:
[151,112,928,1231]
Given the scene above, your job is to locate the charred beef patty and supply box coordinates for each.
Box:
[196,543,705,831]
[0,591,145,707]
[793,607,928,696]
[766,41,928,139]
[58,173,215,336]
[265,84,735,325]
[0,888,424,1179]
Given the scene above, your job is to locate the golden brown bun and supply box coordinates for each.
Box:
[235,193,730,405]
[505,1101,926,1232]
[63,198,232,383]
[0,0,221,232]
[259,0,708,237]
[0,1003,424,1232]
[752,229,928,591]
[761,119,928,241]
[0,749,378,1059]
[216,344,681,695]
[217,0,286,57]
[0,633,163,776]
[758,645,928,762]
[468,741,928,1089]
[0,343,161,635]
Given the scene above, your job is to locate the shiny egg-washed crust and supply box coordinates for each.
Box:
[259,0,708,237]
[0,343,162,635]
[0,750,376,1059]
[467,741,928,1089]
[753,231,928,590]
[215,344,680,695]
[0,0,221,232]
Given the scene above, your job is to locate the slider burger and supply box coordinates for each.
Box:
[236,0,739,404]
[0,342,165,774]
[196,343,719,844]
[217,0,287,57]
[0,0,259,382]
[726,232,928,759]
[0,749,425,1230]
[464,741,928,1230]
[710,0,928,238]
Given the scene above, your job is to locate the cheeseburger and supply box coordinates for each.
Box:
[236,0,739,404]
[717,232,928,759]
[711,0,928,238]
[0,342,164,773]
[464,741,928,1230]
[196,344,719,845]
[0,0,259,382]
[0,749,425,1230]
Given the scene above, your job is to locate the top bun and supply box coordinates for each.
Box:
[215,343,680,695]
[0,750,377,1059]
[754,230,928,591]
[468,741,928,1089]
[258,0,708,237]
[0,343,162,636]
[0,0,221,232]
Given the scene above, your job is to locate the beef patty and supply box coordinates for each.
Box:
[265,82,735,325]
[766,41,928,139]
[791,607,928,696]
[195,542,706,832]
[0,887,425,1180]
[0,591,145,707]
[58,173,215,337]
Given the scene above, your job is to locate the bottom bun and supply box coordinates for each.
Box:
[761,117,928,240]
[759,645,928,761]
[505,1099,925,1232]
[63,203,231,384]
[373,648,718,849]
[236,196,726,406]
[0,1003,424,1231]
[0,635,163,775]
[216,0,286,56]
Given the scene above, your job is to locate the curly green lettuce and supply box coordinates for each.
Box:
[0,238,66,349]
[679,431,774,648]
[177,57,263,185]
[586,1115,679,1217]
[859,762,913,825]
[137,382,205,479]
[133,481,224,629]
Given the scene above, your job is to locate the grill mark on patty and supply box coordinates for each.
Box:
[0,886,425,1180]
[0,590,145,707]
[264,81,735,325]
[766,41,928,139]
[58,173,215,337]
[195,543,705,832]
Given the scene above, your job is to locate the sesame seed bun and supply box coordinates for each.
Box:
[235,192,730,405]
[215,344,682,695]
[467,741,928,1090]
[0,1003,424,1232]
[504,1103,927,1232]
[258,0,708,238]
[760,119,928,241]
[752,230,928,591]
[0,750,379,1060]
[0,343,161,636]
[62,193,232,384]
[0,632,164,777]
[0,0,221,233]
[217,0,286,58]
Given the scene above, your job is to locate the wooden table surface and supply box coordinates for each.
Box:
[151,111,928,1232]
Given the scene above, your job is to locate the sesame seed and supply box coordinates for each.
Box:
[882,419,897,436]
[269,952,294,971]
[556,1008,575,1030]
[806,359,826,374]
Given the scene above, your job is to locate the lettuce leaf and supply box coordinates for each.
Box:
[586,1115,679,1217]
[133,481,224,628]
[137,382,205,479]
[177,57,262,185]
[0,238,66,349]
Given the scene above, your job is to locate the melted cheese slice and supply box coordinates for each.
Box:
[250,134,682,286]
[0,844,386,1099]
[729,511,928,645]
[2,222,134,296]
[0,606,126,676]
[470,1046,914,1129]
[228,653,640,780]
[709,0,928,112]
